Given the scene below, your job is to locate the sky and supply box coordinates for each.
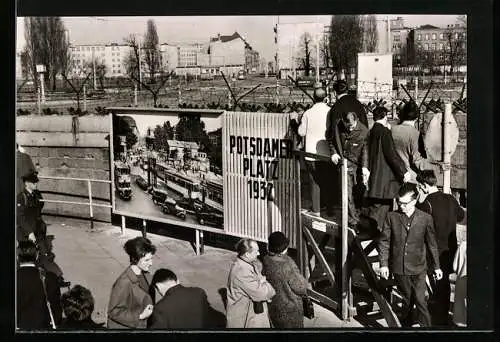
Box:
[16,15,463,61]
[119,114,222,137]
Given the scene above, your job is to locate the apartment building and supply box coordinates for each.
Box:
[69,43,131,78]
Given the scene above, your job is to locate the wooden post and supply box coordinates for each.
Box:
[195,230,200,255]
[87,180,94,230]
[121,215,125,235]
[37,87,41,115]
[415,77,419,102]
[200,231,204,255]
[142,219,147,238]
[340,159,349,320]
[442,103,452,194]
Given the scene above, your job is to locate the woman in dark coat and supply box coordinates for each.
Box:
[59,285,104,330]
[107,237,156,329]
[262,232,309,328]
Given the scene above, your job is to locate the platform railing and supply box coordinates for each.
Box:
[37,175,112,229]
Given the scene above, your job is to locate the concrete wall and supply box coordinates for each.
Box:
[17,115,111,221]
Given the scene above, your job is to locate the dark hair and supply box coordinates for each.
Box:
[235,238,257,257]
[416,169,438,186]
[150,269,177,303]
[124,237,156,265]
[332,80,348,94]
[17,241,38,263]
[313,87,327,103]
[268,231,289,254]
[61,285,95,321]
[399,100,419,121]
[372,106,389,121]
[398,182,418,200]
[341,111,357,122]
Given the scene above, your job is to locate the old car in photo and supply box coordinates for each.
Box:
[152,188,169,205]
[195,207,224,227]
[161,197,187,220]
[135,175,150,192]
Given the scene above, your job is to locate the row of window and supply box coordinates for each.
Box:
[416,32,466,41]
[72,46,127,52]
[417,42,466,51]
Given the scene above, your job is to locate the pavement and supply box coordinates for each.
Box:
[46,215,364,329]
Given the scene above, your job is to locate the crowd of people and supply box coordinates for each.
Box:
[16,79,466,329]
[295,80,466,327]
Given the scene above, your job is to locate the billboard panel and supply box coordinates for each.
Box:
[109,108,300,245]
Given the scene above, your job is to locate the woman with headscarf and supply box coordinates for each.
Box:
[262,232,309,328]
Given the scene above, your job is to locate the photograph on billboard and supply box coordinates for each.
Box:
[111,110,224,231]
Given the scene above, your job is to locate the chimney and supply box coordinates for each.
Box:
[218,33,221,40]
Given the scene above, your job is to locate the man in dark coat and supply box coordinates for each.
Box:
[365,107,410,232]
[379,183,442,327]
[17,241,62,330]
[416,170,465,326]
[17,144,37,195]
[330,111,370,228]
[148,268,213,329]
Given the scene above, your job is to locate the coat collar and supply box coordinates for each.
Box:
[125,266,150,292]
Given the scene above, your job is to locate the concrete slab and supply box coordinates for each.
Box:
[45,216,364,329]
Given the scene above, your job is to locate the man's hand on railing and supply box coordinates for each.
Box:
[331,154,341,165]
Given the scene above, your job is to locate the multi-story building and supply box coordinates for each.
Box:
[160,43,179,72]
[390,17,413,65]
[69,43,132,78]
[208,32,260,74]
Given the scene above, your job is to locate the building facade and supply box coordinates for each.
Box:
[69,43,132,78]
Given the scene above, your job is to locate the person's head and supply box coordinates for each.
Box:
[124,237,156,272]
[60,285,95,322]
[313,87,327,103]
[372,106,389,123]
[397,183,419,215]
[416,169,438,194]
[235,238,260,262]
[341,111,358,132]
[151,268,179,298]
[17,240,38,264]
[332,80,348,97]
[22,171,39,192]
[399,100,419,122]
[268,231,289,254]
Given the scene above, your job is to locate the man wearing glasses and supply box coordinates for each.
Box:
[379,183,442,327]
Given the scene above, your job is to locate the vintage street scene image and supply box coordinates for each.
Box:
[16,14,469,331]
[112,112,223,229]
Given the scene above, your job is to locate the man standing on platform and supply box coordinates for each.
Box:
[329,111,370,229]
[366,106,410,232]
[297,86,331,217]
[416,170,465,326]
[379,183,442,327]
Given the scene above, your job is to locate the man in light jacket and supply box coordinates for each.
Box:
[226,239,276,328]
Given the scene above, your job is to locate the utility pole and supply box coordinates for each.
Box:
[387,16,391,53]
[92,48,97,90]
[138,35,142,90]
[274,17,280,105]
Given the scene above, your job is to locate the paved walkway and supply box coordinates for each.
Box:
[45,216,363,329]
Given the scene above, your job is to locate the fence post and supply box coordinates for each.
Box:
[340,159,349,320]
[142,219,147,238]
[415,77,419,102]
[37,87,42,115]
[134,85,138,106]
[442,103,452,194]
[83,85,87,112]
[195,229,200,255]
[87,180,94,230]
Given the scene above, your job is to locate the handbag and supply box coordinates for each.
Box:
[302,295,314,319]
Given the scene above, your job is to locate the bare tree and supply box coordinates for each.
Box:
[123,34,141,88]
[143,19,162,82]
[362,15,378,52]
[319,34,330,69]
[298,32,313,77]
[444,28,467,78]
[328,15,363,81]
[457,15,467,26]
[83,59,107,89]
[23,17,70,92]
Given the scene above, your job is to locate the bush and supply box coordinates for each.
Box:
[42,107,59,115]
[67,107,88,116]
[17,108,31,116]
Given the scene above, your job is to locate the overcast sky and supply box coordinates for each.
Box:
[16,15,462,61]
